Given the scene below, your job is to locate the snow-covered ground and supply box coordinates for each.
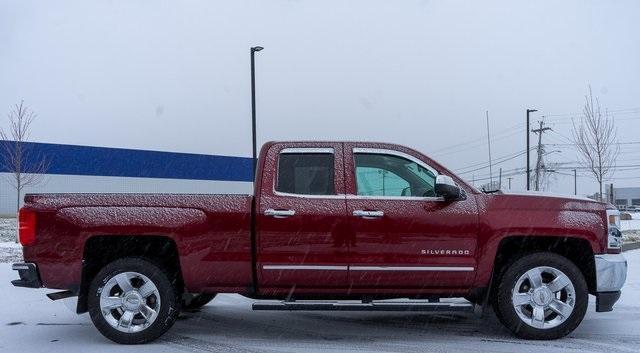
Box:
[621,212,640,243]
[0,218,21,263]
[0,241,21,263]
[621,212,640,230]
[0,250,637,353]
[0,217,17,243]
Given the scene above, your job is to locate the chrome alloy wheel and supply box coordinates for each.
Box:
[99,272,161,333]
[512,266,576,329]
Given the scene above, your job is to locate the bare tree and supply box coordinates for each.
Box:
[572,86,619,201]
[0,101,49,227]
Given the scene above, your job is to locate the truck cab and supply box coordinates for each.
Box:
[255,141,477,294]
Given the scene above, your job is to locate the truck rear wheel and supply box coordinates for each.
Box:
[88,258,181,344]
[493,252,588,340]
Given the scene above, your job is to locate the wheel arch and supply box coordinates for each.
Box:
[76,235,183,313]
[489,235,597,297]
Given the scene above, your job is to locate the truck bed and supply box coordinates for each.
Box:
[22,193,254,293]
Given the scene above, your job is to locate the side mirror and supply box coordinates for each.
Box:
[435,175,466,201]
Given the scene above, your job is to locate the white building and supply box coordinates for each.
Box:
[611,186,640,210]
[0,140,253,216]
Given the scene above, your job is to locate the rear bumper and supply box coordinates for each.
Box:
[594,254,627,312]
[11,263,43,288]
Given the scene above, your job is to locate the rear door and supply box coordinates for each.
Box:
[256,142,350,290]
[344,143,478,289]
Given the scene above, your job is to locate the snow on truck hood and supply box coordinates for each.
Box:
[483,190,609,227]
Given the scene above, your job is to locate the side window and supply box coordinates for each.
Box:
[356,167,409,196]
[354,153,436,197]
[276,152,335,195]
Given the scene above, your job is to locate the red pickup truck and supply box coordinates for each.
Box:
[12,141,627,344]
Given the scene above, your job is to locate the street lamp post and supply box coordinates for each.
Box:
[526,108,538,190]
[250,46,264,176]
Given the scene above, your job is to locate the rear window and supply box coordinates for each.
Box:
[276,153,335,195]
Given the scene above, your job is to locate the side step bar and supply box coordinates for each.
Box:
[253,300,474,312]
[46,290,76,301]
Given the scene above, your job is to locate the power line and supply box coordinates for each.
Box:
[455,149,532,175]
[430,123,523,157]
[547,116,640,125]
[548,129,573,143]
[469,166,638,185]
[607,175,640,180]
[468,165,524,179]
[547,141,640,147]
[431,130,523,158]
[431,112,639,159]
[465,159,640,181]
[430,121,521,153]
[453,148,533,171]
[544,107,640,118]
[470,169,525,183]
[553,164,640,170]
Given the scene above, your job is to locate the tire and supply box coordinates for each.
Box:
[88,258,181,344]
[493,252,588,340]
[182,293,217,311]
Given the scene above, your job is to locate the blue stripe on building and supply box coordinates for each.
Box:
[0,140,253,182]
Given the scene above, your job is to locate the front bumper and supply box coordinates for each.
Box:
[11,263,43,288]
[594,254,627,312]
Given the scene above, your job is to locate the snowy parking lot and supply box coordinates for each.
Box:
[0,249,638,353]
[621,212,640,244]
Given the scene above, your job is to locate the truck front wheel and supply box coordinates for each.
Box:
[493,252,588,340]
[88,258,181,344]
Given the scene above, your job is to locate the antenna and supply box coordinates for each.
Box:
[486,111,493,185]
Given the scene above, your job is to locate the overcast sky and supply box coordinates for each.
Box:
[1,0,639,194]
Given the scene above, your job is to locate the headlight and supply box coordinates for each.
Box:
[606,209,622,252]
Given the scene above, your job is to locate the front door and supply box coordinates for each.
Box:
[257,142,349,291]
[344,143,478,289]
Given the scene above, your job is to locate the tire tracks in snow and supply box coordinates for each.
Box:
[172,308,640,353]
[480,337,638,353]
[164,334,277,353]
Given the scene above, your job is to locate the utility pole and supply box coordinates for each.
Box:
[250,46,264,177]
[498,167,502,190]
[486,111,493,185]
[507,177,512,190]
[526,109,538,190]
[532,120,552,191]
[609,183,614,204]
[573,169,577,195]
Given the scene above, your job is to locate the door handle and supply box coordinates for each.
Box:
[352,210,384,219]
[264,209,296,218]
